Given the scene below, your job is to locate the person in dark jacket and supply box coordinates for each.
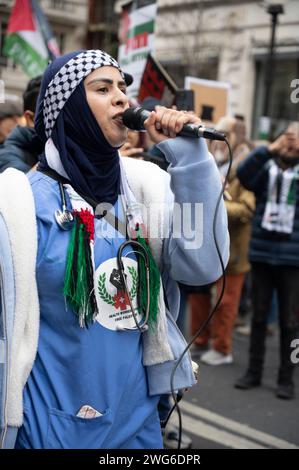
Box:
[0,99,23,145]
[0,76,43,173]
[235,123,299,399]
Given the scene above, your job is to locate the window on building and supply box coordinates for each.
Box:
[162,59,218,89]
[252,56,299,140]
[93,0,106,23]
[46,0,73,12]
[56,32,65,54]
[90,0,116,23]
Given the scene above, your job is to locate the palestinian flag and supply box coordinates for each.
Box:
[138,53,177,107]
[4,0,60,78]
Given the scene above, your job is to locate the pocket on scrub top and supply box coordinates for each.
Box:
[46,407,112,449]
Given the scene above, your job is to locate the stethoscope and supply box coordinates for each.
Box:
[55,181,74,231]
[55,182,150,333]
[116,240,150,333]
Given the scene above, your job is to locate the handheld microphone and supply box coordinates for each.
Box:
[122,107,226,141]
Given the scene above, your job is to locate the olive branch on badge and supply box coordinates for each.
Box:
[127,266,138,299]
[98,273,114,305]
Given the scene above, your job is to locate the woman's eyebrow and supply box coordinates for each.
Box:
[85,78,126,87]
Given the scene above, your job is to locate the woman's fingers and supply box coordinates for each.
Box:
[143,106,201,144]
[156,107,200,135]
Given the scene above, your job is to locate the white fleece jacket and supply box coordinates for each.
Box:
[0,168,39,427]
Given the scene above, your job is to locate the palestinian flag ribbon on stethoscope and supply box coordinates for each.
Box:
[63,186,98,328]
[63,184,161,331]
[134,223,161,331]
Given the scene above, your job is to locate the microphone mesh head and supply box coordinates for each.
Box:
[122,107,143,131]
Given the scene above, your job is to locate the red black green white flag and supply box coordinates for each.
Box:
[118,0,157,98]
[4,0,60,78]
[138,53,177,107]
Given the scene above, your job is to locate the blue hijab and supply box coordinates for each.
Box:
[35,50,124,206]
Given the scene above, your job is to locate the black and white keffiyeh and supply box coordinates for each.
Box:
[43,50,125,139]
[35,48,131,206]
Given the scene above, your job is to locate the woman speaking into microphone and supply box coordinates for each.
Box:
[0,49,229,449]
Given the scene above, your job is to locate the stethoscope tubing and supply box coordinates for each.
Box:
[56,183,151,333]
[117,240,150,333]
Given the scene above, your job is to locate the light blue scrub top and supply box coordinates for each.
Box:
[15,172,162,449]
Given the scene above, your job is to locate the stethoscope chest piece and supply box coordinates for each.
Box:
[55,182,75,230]
[55,209,74,231]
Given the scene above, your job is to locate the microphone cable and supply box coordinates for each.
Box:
[162,138,233,449]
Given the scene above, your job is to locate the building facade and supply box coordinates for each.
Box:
[86,0,119,58]
[1,0,298,138]
[154,0,299,137]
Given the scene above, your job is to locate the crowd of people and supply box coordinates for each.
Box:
[119,100,299,398]
[0,47,298,450]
